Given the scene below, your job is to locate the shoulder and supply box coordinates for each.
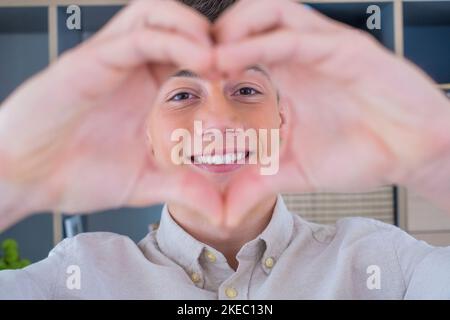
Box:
[50,232,139,260]
[296,215,439,269]
[333,217,434,252]
[335,216,399,242]
[293,215,432,256]
[294,215,397,244]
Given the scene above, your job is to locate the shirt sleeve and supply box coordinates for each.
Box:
[391,227,450,299]
[0,237,71,299]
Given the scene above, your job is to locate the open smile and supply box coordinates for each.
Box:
[189,151,251,173]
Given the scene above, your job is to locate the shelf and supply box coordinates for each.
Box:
[57,5,123,54]
[0,0,129,7]
[0,7,49,102]
[0,7,53,262]
[438,83,450,90]
[411,231,450,247]
[0,214,54,263]
[72,206,163,243]
[403,0,450,84]
[306,1,395,51]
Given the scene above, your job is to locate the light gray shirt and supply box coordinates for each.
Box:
[1,195,449,299]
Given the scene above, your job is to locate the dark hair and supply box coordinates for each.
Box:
[177,0,237,22]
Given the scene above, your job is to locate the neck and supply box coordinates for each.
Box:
[168,195,278,270]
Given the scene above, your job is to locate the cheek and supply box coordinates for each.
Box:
[147,113,194,167]
[242,107,281,157]
[151,126,178,161]
[244,103,281,130]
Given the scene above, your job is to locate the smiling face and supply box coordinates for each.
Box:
[147,64,283,190]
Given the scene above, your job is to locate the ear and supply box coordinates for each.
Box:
[277,96,289,143]
[277,94,297,156]
[278,104,286,127]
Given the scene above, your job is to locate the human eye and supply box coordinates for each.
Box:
[232,86,262,97]
[167,91,198,102]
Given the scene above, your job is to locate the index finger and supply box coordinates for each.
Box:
[93,0,212,46]
[213,0,343,44]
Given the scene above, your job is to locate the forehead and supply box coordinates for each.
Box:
[170,65,272,81]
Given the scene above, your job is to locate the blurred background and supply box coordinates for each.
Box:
[1,0,449,264]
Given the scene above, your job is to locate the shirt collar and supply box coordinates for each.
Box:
[155,205,206,273]
[155,194,294,275]
[257,194,294,269]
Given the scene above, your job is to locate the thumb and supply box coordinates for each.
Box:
[224,165,276,228]
[128,168,223,226]
[225,159,313,228]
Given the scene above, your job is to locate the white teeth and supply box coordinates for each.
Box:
[213,155,223,165]
[194,152,247,165]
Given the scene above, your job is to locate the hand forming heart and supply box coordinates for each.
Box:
[1,0,449,232]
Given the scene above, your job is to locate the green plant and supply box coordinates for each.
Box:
[0,239,30,270]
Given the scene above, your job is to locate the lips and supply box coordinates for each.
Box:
[189,151,251,173]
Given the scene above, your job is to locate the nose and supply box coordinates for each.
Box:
[194,87,244,135]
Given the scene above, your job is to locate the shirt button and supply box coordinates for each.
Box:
[225,287,238,299]
[205,250,216,263]
[264,257,275,268]
[190,272,201,284]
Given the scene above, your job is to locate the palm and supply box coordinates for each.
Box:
[274,62,394,192]
[225,63,394,223]
[5,50,221,218]
[46,65,158,213]
[0,55,159,214]
[224,38,448,224]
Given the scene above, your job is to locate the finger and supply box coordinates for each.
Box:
[225,160,315,228]
[0,209,30,233]
[92,28,213,72]
[224,102,314,227]
[214,0,341,44]
[93,0,212,46]
[54,27,213,101]
[216,29,342,75]
[129,168,223,226]
[224,166,273,228]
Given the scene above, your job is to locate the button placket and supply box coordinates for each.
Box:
[190,272,201,284]
[189,268,205,288]
[264,256,275,269]
[204,250,217,263]
[225,287,238,299]
[187,253,205,289]
[218,256,254,300]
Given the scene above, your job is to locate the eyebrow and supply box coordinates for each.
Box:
[170,65,272,81]
[171,69,200,78]
[247,65,272,80]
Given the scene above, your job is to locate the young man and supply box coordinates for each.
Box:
[0,0,449,299]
